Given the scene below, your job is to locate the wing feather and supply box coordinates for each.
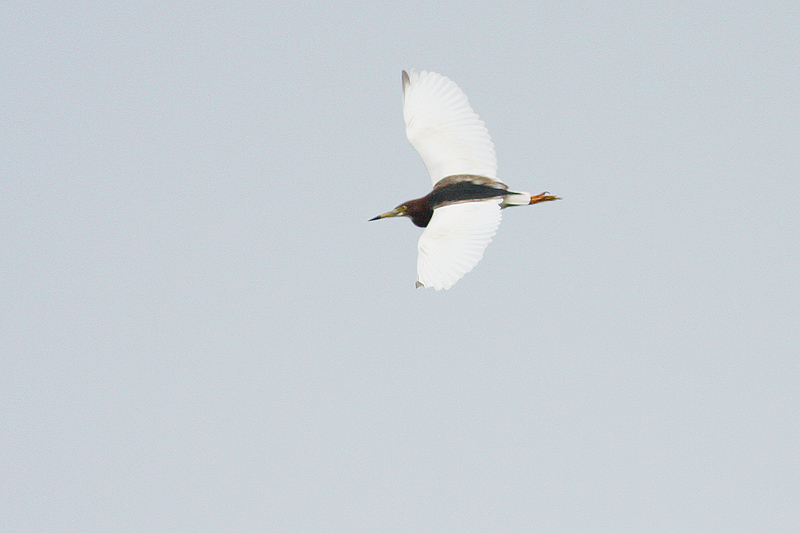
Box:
[416,199,502,290]
[403,69,498,185]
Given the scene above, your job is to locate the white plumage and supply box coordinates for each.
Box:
[370,69,559,290]
[403,69,498,185]
[416,199,502,290]
[404,69,503,290]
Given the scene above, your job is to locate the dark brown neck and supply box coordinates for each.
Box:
[403,197,433,227]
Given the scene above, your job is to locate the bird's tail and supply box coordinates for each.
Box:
[501,191,561,208]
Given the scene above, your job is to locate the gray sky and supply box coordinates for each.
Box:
[3,1,799,530]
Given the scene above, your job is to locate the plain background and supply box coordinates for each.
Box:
[3,1,799,530]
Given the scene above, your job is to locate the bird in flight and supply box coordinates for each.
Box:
[370,69,559,290]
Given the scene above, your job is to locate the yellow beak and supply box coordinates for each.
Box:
[368,207,405,221]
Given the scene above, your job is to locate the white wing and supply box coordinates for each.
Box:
[403,69,498,186]
[416,199,502,290]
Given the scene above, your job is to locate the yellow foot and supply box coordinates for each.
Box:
[529,192,561,205]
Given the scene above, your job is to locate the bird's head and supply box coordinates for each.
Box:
[369,197,432,227]
[369,204,407,221]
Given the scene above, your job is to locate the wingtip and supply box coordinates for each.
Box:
[415,281,424,288]
[402,70,410,93]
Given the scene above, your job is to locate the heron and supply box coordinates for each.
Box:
[370,69,559,290]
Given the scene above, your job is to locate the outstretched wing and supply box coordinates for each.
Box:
[416,199,502,290]
[403,69,498,186]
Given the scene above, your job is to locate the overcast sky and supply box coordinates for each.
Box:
[3,1,799,530]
